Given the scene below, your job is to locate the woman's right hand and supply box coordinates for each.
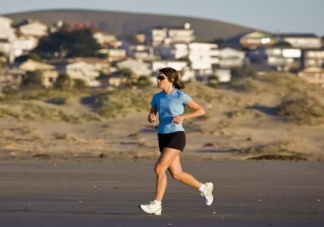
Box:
[148,113,156,123]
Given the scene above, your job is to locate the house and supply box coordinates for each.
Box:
[52,60,101,87]
[298,66,324,86]
[11,36,39,57]
[302,49,324,68]
[157,41,219,75]
[116,58,152,76]
[0,68,25,89]
[14,19,48,38]
[151,60,189,72]
[168,23,195,44]
[0,16,16,41]
[93,32,117,46]
[126,42,157,61]
[145,23,195,47]
[15,59,58,87]
[98,71,126,87]
[188,42,219,75]
[0,39,11,55]
[98,47,126,62]
[68,57,110,73]
[16,59,54,71]
[248,41,302,71]
[275,33,322,49]
[226,31,276,50]
[0,36,39,63]
[218,47,246,68]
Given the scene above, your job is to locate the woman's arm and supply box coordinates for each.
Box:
[148,106,157,123]
[173,100,205,124]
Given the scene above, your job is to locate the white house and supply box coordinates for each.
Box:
[14,19,48,38]
[302,49,324,68]
[146,23,195,46]
[168,23,195,44]
[53,60,101,87]
[68,57,110,74]
[0,39,11,55]
[99,48,126,61]
[93,32,117,45]
[0,16,16,41]
[116,58,152,76]
[277,34,322,49]
[188,42,219,74]
[151,60,189,72]
[266,43,301,70]
[248,41,302,71]
[15,59,58,87]
[157,41,219,74]
[127,44,156,61]
[218,47,246,68]
[11,36,39,57]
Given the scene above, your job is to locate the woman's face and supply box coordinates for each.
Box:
[156,73,172,89]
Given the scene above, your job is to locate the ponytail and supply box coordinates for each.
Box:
[174,80,185,90]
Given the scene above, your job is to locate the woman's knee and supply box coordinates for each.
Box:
[155,164,167,176]
[170,171,183,180]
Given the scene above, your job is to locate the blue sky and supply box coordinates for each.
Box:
[0,0,323,35]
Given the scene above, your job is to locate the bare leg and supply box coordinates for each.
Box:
[168,154,201,189]
[154,148,181,202]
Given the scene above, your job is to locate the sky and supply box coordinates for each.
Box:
[0,0,323,36]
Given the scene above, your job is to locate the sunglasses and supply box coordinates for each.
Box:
[157,76,167,80]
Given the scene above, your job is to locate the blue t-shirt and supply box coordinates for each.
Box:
[150,89,192,134]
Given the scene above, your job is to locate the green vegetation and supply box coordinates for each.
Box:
[33,28,101,59]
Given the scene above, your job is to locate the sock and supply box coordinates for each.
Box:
[199,183,206,193]
[154,200,162,206]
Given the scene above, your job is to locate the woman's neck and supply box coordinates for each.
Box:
[163,86,174,94]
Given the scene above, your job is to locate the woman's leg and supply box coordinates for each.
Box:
[154,148,181,202]
[168,154,201,189]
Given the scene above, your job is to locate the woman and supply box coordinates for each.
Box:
[139,67,214,216]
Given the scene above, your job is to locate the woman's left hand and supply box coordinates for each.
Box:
[172,115,185,124]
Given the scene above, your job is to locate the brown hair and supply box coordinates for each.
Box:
[158,67,185,90]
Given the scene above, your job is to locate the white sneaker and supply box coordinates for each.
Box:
[139,201,162,215]
[200,182,214,206]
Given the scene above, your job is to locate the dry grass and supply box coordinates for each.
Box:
[225,72,319,96]
[276,93,324,125]
[239,137,319,161]
[95,88,155,118]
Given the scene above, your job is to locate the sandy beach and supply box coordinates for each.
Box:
[0,160,323,227]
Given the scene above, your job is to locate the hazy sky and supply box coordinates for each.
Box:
[0,0,323,35]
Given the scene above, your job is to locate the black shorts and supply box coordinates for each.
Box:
[158,131,186,152]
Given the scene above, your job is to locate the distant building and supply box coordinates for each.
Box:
[218,47,246,68]
[116,58,152,76]
[248,41,302,71]
[0,16,16,41]
[145,23,195,47]
[14,19,48,38]
[275,33,322,49]
[302,48,324,68]
[226,31,276,50]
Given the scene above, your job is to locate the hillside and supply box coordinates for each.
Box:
[4,9,255,40]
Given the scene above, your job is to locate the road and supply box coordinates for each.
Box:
[0,160,323,227]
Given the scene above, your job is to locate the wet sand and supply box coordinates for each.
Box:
[0,160,323,227]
